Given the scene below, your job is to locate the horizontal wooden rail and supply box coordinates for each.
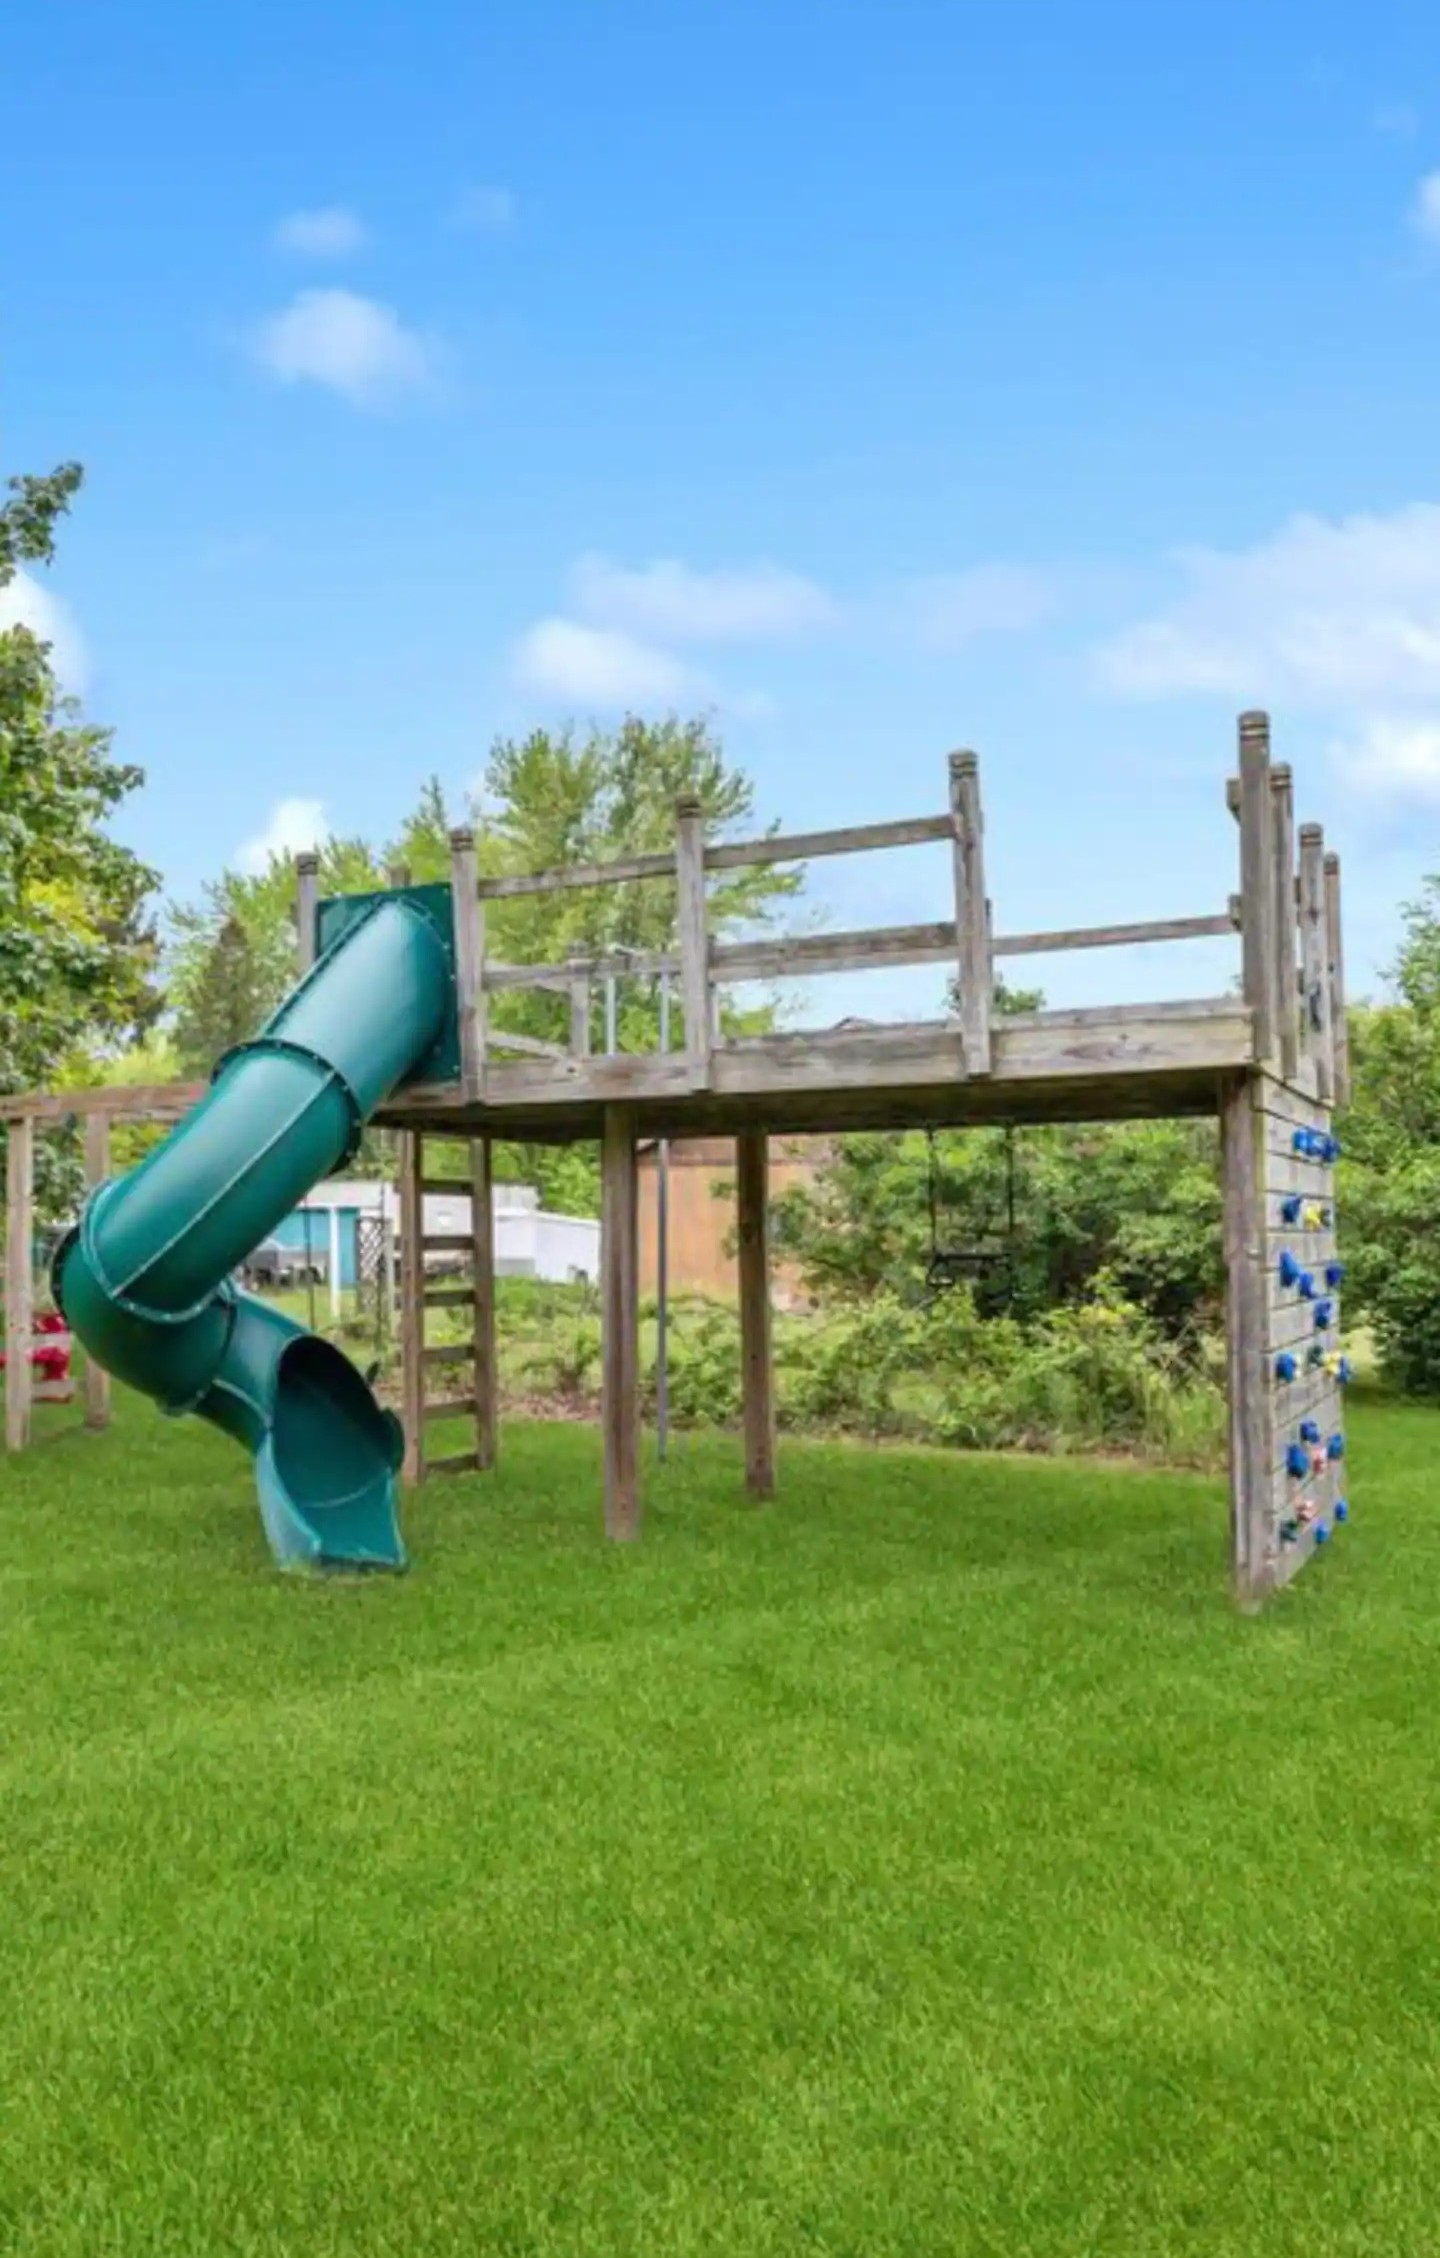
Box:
[420,1176,469,1196]
[713,920,956,983]
[423,1395,478,1421]
[992,913,1236,958]
[421,1235,475,1254]
[485,1029,569,1059]
[1,1082,205,1124]
[487,948,677,993]
[427,1449,481,1476]
[423,1287,476,1309]
[422,1344,474,1368]
[472,811,953,904]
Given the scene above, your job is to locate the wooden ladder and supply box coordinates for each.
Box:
[397,1129,497,1481]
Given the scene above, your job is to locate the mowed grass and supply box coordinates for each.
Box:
[2,1391,1439,2255]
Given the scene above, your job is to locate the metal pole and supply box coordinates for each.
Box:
[604,974,617,1056]
[657,975,671,1461]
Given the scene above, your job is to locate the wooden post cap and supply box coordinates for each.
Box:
[949,749,979,776]
[448,826,475,852]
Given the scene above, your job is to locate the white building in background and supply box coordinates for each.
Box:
[263,1178,600,1316]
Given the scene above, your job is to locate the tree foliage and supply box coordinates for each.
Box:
[0,462,159,1100]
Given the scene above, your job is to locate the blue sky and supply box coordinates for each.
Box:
[4,0,1440,1019]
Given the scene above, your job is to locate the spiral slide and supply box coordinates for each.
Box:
[53,891,455,1570]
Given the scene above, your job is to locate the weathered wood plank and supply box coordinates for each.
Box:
[1,1083,205,1124]
[423,1287,476,1310]
[675,794,712,1089]
[421,1343,474,1368]
[1270,764,1300,1083]
[82,1112,111,1430]
[472,1135,498,1472]
[569,959,591,1058]
[1221,1076,1273,1606]
[714,921,957,984]
[296,851,320,975]
[486,1029,568,1060]
[1299,823,1334,1104]
[601,1106,640,1541]
[398,1130,425,1483]
[449,826,486,1101]
[427,1450,481,1477]
[1237,712,1277,1063]
[424,1395,480,1422]
[736,1129,775,1499]
[478,847,677,900]
[1324,851,1349,1110]
[421,1234,475,1254]
[950,751,991,1076]
[5,1117,35,1453]
[993,913,1236,958]
[706,812,952,872]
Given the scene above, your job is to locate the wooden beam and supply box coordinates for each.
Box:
[706,811,952,872]
[0,1083,205,1124]
[1237,712,1277,1064]
[5,1117,35,1452]
[296,852,320,975]
[736,1129,776,1499]
[82,1113,111,1430]
[1221,1076,1272,1608]
[949,751,992,1075]
[1298,823,1334,1104]
[1325,852,1350,1110]
[472,1135,497,1471]
[992,913,1235,960]
[1269,763,1299,1084]
[486,1029,568,1060]
[449,826,485,1101]
[675,794,712,1090]
[601,1105,640,1541]
[478,847,677,900]
[397,1130,425,1483]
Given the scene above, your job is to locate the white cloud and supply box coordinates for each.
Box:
[453,184,517,232]
[901,563,1057,650]
[1338,717,1440,796]
[1412,170,1440,243]
[237,797,329,875]
[250,288,436,406]
[571,554,836,644]
[1374,102,1419,139]
[273,205,368,257]
[1097,504,1440,705]
[0,569,89,693]
[513,618,702,707]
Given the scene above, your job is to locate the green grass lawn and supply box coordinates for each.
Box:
[2,1390,1438,2255]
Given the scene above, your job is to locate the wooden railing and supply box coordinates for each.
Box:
[394,722,1345,1105]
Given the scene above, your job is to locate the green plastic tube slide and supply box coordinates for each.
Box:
[53,892,454,1571]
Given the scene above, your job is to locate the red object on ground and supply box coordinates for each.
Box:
[0,1308,73,1381]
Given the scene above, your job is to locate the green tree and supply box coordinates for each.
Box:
[1338,879,1440,1392]
[0,461,159,1103]
[172,914,272,1074]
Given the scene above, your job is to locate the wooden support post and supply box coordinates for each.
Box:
[1221,1076,1272,1609]
[736,1129,776,1498]
[5,1117,35,1452]
[568,958,591,1057]
[1299,823,1333,1104]
[1325,851,1350,1110]
[386,860,411,890]
[1237,712,1277,1065]
[674,794,712,1089]
[82,1112,111,1429]
[296,851,320,975]
[449,826,486,1100]
[1269,763,1299,1085]
[949,751,992,1076]
[601,1105,640,1540]
[398,1129,426,1483]
[471,1135,498,1470]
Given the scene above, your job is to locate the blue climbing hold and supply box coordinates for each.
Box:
[1281,1194,1303,1225]
[1292,1128,1313,1156]
[1314,1298,1335,1329]
[1308,1344,1326,1369]
[1279,1249,1302,1288]
[1275,1352,1297,1383]
[1325,1261,1345,1289]
[1298,1271,1316,1300]
[1338,1356,1353,1385]
[1315,1522,1330,1545]
[1286,1443,1309,1479]
[1300,1419,1321,1445]
[1336,1499,1349,1524]
[1328,1433,1345,1461]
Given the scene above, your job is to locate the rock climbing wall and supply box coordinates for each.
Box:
[1261,1076,1350,1588]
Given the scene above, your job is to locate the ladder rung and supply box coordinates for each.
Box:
[423,1394,476,1421]
[422,1343,473,1367]
[422,1235,474,1254]
[424,1288,475,1309]
[420,1177,470,1197]
[426,1450,481,1477]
